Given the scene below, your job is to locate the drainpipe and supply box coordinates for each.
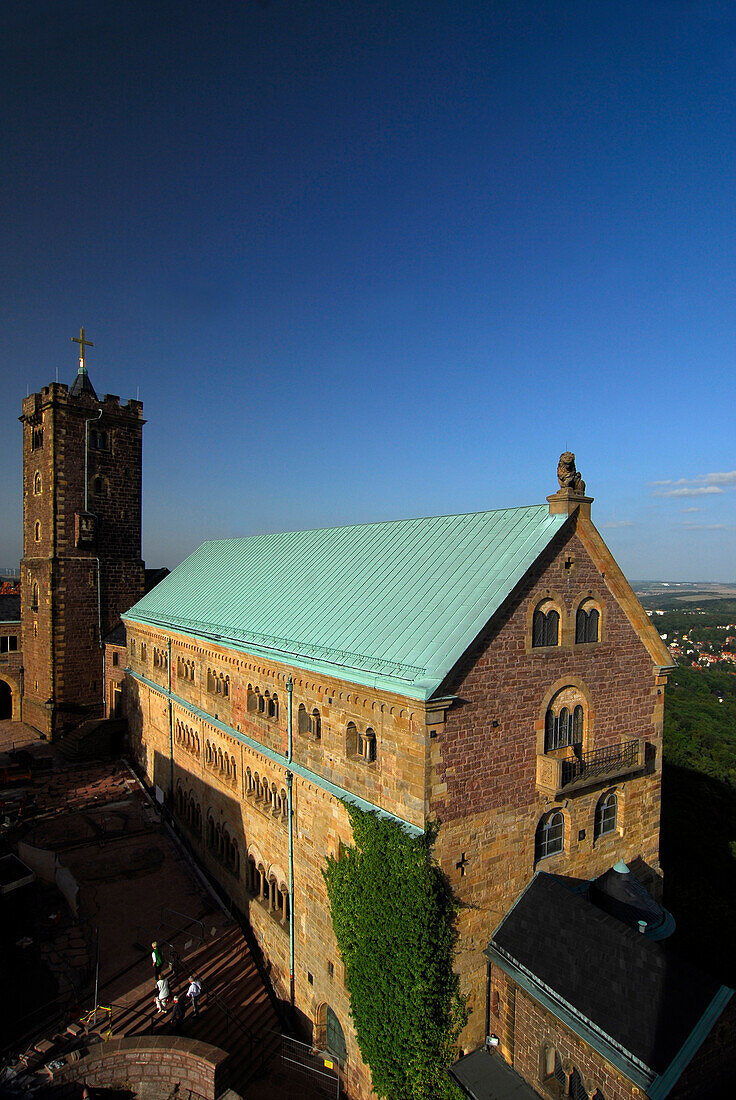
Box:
[286,674,295,1007]
[168,638,173,800]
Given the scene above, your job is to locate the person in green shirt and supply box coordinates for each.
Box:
[151,941,163,978]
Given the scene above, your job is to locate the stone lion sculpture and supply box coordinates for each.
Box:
[557,452,586,494]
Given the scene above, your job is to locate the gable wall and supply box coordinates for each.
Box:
[430,521,667,1048]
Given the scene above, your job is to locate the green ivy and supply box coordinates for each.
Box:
[323,806,467,1100]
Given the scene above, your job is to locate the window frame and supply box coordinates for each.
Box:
[535,810,565,862]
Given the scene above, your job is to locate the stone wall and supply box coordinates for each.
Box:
[52,1036,230,1099]
[125,635,428,1100]
[489,969,644,1100]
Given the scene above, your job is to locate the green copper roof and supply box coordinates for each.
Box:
[124,505,568,699]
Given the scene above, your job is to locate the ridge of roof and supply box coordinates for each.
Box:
[123,504,569,700]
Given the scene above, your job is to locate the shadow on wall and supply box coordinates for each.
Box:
[660,763,736,988]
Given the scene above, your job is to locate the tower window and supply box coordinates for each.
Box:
[31,582,39,611]
[34,521,41,542]
[31,427,43,451]
[33,471,42,495]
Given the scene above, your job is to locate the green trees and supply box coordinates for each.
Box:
[323,807,466,1100]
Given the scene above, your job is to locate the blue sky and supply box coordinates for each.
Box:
[2,0,735,580]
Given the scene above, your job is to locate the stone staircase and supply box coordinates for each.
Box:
[105,923,282,1092]
[58,718,127,761]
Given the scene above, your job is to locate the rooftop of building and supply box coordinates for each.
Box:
[487,871,732,1097]
[0,593,21,622]
[124,504,569,699]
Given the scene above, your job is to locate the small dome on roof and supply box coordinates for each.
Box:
[590,861,676,941]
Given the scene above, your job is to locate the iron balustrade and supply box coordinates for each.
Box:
[561,740,640,788]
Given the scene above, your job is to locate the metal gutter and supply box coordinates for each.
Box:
[123,613,432,699]
[126,668,423,838]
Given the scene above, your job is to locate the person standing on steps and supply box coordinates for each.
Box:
[154,975,170,1013]
[170,995,186,1034]
[186,975,202,1017]
[152,941,163,978]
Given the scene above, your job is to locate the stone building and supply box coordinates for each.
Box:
[121,458,732,1099]
[19,336,145,738]
[0,592,22,720]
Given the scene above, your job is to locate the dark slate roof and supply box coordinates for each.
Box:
[449,1049,540,1100]
[69,367,98,398]
[0,594,21,622]
[104,622,126,646]
[489,873,723,1076]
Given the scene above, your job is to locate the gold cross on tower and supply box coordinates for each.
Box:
[71,326,94,369]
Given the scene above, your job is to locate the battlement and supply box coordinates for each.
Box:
[21,384,144,420]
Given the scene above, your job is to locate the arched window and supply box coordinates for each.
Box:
[298,703,310,735]
[532,602,560,648]
[231,756,237,782]
[93,475,103,496]
[312,709,321,740]
[358,728,376,763]
[280,788,288,818]
[31,582,39,611]
[594,791,618,838]
[223,675,230,698]
[258,691,265,713]
[346,722,359,757]
[576,601,600,644]
[268,692,279,719]
[535,811,564,862]
[545,696,584,753]
[34,521,41,542]
[33,471,42,495]
[247,686,257,713]
[569,1068,589,1100]
[245,767,253,795]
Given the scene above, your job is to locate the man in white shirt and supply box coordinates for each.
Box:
[186,976,202,1017]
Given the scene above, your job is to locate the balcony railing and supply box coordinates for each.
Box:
[536,740,642,796]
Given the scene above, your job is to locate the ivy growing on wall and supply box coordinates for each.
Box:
[323,806,467,1100]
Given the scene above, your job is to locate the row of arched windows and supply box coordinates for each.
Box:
[246,857,290,925]
[178,657,196,682]
[153,647,168,670]
[535,791,619,863]
[532,597,600,648]
[543,1047,604,1100]
[245,768,289,820]
[206,816,240,876]
[298,703,321,739]
[346,722,377,763]
[207,669,230,696]
[175,719,201,758]
[175,786,203,836]
[545,704,584,753]
[247,685,279,719]
[205,740,237,784]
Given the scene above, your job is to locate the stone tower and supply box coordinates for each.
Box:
[19,333,145,738]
